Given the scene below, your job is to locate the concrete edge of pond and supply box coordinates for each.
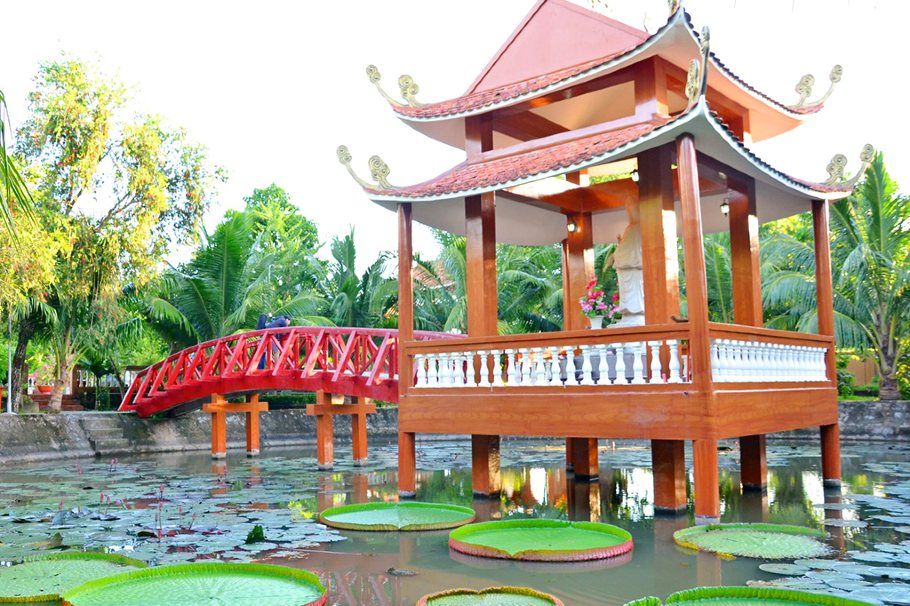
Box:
[0,400,908,464]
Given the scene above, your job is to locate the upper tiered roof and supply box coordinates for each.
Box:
[368,0,838,145]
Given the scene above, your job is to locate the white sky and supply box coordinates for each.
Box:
[1,0,906,271]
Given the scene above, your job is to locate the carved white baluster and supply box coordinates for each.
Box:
[477,351,491,387]
[505,349,518,386]
[711,340,722,382]
[491,350,504,387]
[532,348,546,385]
[580,345,594,385]
[549,346,562,386]
[591,344,605,385]
[519,348,531,385]
[667,340,682,383]
[427,355,439,387]
[452,353,465,386]
[649,341,663,383]
[464,352,478,387]
[631,342,646,384]
[565,347,579,386]
[415,354,427,387]
[613,343,626,384]
[437,353,450,386]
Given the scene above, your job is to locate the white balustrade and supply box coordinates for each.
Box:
[710,339,828,383]
[411,337,690,389]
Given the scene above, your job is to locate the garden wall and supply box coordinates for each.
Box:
[1,400,908,464]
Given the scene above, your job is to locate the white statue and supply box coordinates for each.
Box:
[608,200,645,327]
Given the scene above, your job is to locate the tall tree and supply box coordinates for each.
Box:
[13,58,221,410]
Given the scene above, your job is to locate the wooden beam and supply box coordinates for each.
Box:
[639,145,680,324]
[676,134,714,395]
[562,212,595,331]
[729,175,762,326]
[465,194,498,336]
[493,111,568,141]
[634,57,669,119]
[465,114,493,160]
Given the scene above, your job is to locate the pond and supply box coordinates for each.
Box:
[0,438,908,605]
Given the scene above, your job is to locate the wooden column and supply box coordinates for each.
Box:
[471,435,502,497]
[813,199,841,486]
[397,202,417,496]
[315,390,334,470]
[640,145,687,512]
[677,134,719,521]
[651,439,687,513]
[244,394,268,457]
[728,176,767,491]
[693,439,720,523]
[209,394,227,460]
[351,397,369,465]
[561,212,598,478]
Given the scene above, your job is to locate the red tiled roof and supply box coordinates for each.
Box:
[366,103,850,201]
[390,8,822,121]
[365,118,668,198]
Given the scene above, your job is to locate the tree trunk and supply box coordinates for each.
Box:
[48,353,75,413]
[879,348,901,401]
[10,314,38,412]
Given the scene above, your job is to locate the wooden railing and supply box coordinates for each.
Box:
[404,324,691,389]
[707,323,833,383]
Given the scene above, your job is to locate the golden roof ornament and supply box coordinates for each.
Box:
[365,65,422,108]
[685,59,701,107]
[686,26,710,109]
[668,0,682,15]
[793,65,842,108]
[398,75,422,107]
[337,145,396,190]
[824,144,875,187]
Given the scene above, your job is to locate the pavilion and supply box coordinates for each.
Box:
[340,0,870,522]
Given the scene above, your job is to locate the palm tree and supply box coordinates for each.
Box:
[0,88,35,233]
[322,229,397,328]
[144,212,330,348]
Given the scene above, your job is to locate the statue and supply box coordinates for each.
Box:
[608,199,645,327]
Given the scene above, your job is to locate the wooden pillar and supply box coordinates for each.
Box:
[245,394,264,457]
[315,390,334,470]
[813,199,841,486]
[693,439,720,523]
[651,439,686,513]
[678,134,719,521]
[351,397,368,465]
[561,212,598,477]
[728,175,767,491]
[640,145,687,512]
[397,202,416,496]
[209,393,227,460]
[471,435,502,497]
[466,178,501,496]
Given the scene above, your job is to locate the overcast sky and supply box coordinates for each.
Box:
[1,0,905,271]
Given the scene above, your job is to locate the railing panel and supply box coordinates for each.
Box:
[707,323,831,384]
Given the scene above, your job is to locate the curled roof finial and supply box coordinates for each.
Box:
[337,145,396,191]
[366,65,404,107]
[793,65,842,109]
[398,75,422,107]
[824,144,875,187]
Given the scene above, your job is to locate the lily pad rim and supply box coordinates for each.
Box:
[61,562,327,606]
[0,551,147,603]
[665,585,873,605]
[318,501,476,532]
[673,522,828,557]
[416,585,565,606]
[448,519,634,562]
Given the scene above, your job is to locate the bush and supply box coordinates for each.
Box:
[835,355,855,397]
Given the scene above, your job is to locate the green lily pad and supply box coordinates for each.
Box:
[417,586,564,606]
[61,562,326,606]
[625,586,874,605]
[673,523,831,560]
[448,519,633,562]
[0,552,146,602]
[319,501,475,531]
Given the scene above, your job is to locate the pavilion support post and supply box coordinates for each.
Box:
[397,202,417,496]
[813,199,841,487]
[466,190,501,497]
[351,396,369,465]
[471,435,502,497]
[561,211,598,477]
[315,390,334,470]
[677,134,719,521]
[651,439,687,513]
[640,145,687,512]
[728,175,768,491]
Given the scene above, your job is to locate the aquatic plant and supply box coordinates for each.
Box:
[673,523,830,559]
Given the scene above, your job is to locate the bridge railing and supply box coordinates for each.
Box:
[120,326,457,413]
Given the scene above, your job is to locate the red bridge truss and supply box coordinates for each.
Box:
[119,327,456,417]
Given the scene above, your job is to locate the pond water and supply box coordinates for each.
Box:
[1,438,909,605]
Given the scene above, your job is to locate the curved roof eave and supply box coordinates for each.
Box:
[366,99,848,208]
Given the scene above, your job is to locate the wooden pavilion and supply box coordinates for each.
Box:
[340,0,871,522]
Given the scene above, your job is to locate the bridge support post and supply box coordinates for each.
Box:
[209,395,227,460]
[351,396,369,465]
[202,393,269,459]
[313,390,334,470]
[307,391,377,470]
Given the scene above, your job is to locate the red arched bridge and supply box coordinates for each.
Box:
[119,326,455,418]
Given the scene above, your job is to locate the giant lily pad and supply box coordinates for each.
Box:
[0,552,146,602]
[417,586,564,606]
[448,519,633,562]
[673,523,830,560]
[624,586,873,605]
[319,501,475,531]
[61,562,326,606]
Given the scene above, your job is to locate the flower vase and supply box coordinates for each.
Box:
[588,315,604,330]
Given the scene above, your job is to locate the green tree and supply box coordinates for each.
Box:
[322,229,397,328]
[13,58,221,410]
